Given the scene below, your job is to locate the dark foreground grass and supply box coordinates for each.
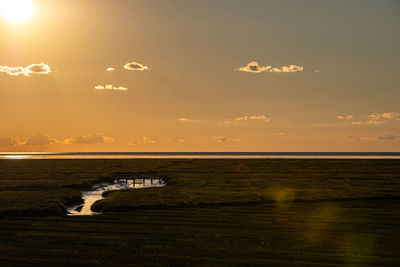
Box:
[0,159,399,266]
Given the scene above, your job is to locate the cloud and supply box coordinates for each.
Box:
[269,65,304,73]
[0,134,56,147]
[128,136,156,145]
[235,61,303,73]
[64,133,114,145]
[234,115,270,123]
[95,85,128,91]
[210,136,241,144]
[275,132,285,136]
[0,136,18,147]
[124,61,149,71]
[378,133,399,140]
[0,63,51,77]
[336,115,353,120]
[128,139,138,145]
[314,70,320,73]
[234,61,271,73]
[347,133,399,141]
[142,136,156,144]
[351,121,363,125]
[178,117,193,122]
[25,133,57,146]
[106,67,115,72]
[367,112,400,125]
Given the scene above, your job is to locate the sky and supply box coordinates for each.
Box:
[0,0,399,152]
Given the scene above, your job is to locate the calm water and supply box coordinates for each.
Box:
[67,178,166,216]
[1,152,400,159]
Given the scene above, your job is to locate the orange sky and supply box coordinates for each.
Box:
[1,0,399,152]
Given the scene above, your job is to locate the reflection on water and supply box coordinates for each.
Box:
[67,178,165,216]
[2,155,30,159]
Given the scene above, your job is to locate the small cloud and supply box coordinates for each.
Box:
[275,132,285,136]
[178,138,185,143]
[64,133,114,145]
[178,117,192,122]
[336,115,353,120]
[378,133,399,140]
[381,112,400,120]
[347,136,376,141]
[25,133,57,146]
[142,136,156,144]
[347,133,399,141]
[95,85,128,91]
[235,61,303,73]
[351,121,363,125]
[128,139,138,145]
[234,115,270,123]
[234,61,271,73]
[367,120,386,125]
[106,67,115,72]
[346,136,360,141]
[314,70,320,73]
[124,61,149,71]
[269,65,304,73]
[367,112,400,124]
[0,63,51,77]
[210,136,241,144]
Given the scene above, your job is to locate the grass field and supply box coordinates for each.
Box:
[0,159,399,266]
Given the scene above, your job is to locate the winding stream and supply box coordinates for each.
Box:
[67,178,165,216]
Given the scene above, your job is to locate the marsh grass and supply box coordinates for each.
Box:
[0,159,399,265]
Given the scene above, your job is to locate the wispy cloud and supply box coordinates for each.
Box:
[95,85,128,91]
[106,67,115,72]
[178,117,193,122]
[347,133,399,141]
[235,61,303,73]
[336,115,353,120]
[0,63,51,77]
[64,133,114,144]
[234,115,270,123]
[367,112,400,124]
[210,136,241,144]
[378,133,400,140]
[128,136,156,145]
[124,61,149,71]
[351,121,363,125]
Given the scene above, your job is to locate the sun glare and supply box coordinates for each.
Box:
[0,0,34,24]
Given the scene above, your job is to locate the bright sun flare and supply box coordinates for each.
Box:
[0,0,34,24]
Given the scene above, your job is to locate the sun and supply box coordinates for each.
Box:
[0,0,34,24]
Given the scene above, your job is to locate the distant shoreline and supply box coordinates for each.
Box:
[1,152,400,159]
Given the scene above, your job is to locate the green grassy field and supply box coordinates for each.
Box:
[0,159,399,266]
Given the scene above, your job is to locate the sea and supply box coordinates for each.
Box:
[1,152,400,159]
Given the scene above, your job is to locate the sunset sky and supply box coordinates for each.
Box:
[1,0,399,152]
